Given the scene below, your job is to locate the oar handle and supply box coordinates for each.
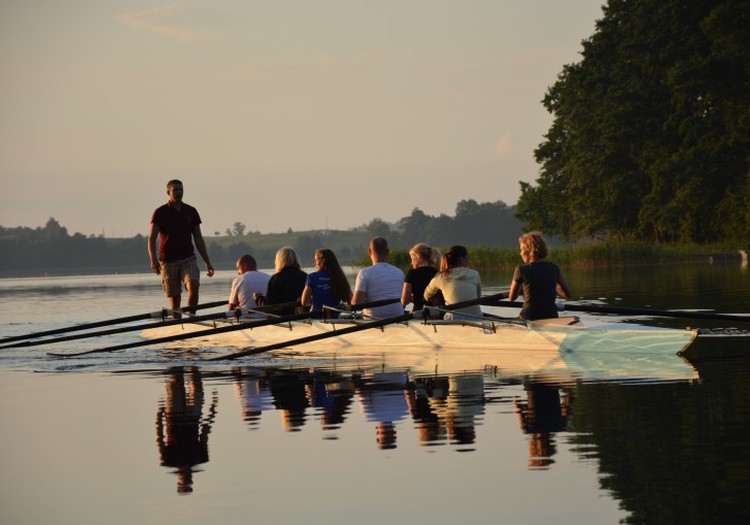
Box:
[345,297,401,311]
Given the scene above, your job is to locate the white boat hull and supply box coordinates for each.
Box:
[142,316,699,381]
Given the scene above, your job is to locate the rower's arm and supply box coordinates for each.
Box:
[556,272,572,299]
[508,279,520,301]
[351,290,366,305]
[301,285,313,306]
[401,282,412,305]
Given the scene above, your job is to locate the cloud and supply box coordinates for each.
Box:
[494,133,512,157]
[115,5,208,42]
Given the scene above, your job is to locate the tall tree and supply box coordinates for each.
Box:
[519,0,750,242]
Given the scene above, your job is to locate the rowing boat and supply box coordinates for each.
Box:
[141,313,699,381]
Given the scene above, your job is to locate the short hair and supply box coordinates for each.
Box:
[519,232,548,260]
[370,237,389,257]
[237,254,257,271]
[275,246,300,273]
[166,179,183,190]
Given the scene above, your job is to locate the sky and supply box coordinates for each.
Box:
[0,1,604,237]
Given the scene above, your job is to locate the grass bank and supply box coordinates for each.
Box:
[352,242,746,270]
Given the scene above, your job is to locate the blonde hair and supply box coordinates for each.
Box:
[274,246,300,273]
[519,232,549,260]
[409,243,440,269]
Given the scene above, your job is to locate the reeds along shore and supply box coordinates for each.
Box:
[357,242,747,270]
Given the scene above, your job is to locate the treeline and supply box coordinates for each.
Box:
[0,219,149,275]
[0,200,523,276]
[519,0,750,243]
[365,199,522,248]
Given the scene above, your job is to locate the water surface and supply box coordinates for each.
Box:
[1,265,749,524]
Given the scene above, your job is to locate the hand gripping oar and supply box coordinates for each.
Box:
[491,300,750,323]
[46,298,401,358]
[0,299,227,346]
[210,294,501,361]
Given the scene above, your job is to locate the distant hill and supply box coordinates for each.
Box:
[0,200,524,276]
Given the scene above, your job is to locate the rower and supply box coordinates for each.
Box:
[351,237,405,320]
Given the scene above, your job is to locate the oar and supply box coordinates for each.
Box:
[211,294,499,361]
[1,301,303,350]
[0,299,227,346]
[2,310,237,350]
[209,312,414,361]
[491,300,750,323]
[47,311,323,358]
[46,298,401,358]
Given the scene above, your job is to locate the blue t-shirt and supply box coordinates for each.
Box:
[306,270,337,312]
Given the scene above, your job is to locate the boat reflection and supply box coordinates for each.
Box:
[153,345,700,494]
[156,366,218,494]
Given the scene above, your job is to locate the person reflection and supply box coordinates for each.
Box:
[514,379,572,469]
[156,366,218,494]
[268,369,310,431]
[445,374,485,446]
[356,370,409,449]
[406,376,447,446]
[426,374,485,447]
[233,367,273,429]
[305,370,355,431]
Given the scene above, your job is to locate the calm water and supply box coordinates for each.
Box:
[1,265,749,525]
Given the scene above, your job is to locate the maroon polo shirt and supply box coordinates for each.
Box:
[151,202,202,263]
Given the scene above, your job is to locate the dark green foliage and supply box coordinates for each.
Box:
[0,219,149,275]
[519,0,750,242]
[394,199,523,248]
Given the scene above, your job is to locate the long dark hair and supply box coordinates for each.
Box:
[317,249,352,302]
[439,245,468,279]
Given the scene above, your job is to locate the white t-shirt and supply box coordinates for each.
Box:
[353,262,405,319]
[229,270,272,313]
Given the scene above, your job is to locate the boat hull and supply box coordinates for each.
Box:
[141,317,698,381]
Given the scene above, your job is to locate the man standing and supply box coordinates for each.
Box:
[228,254,271,316]
[351,237,405,319]
[148,179,214,315]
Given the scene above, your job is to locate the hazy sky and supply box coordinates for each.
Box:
[1,1,603,237]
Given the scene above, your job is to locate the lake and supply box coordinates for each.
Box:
[1,264,749,525]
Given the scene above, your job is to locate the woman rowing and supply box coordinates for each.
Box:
[423,245,482,320]
[301,249,352,317]
[401,243,443,312]
[264,246,308,315]
[508,232,572,320]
